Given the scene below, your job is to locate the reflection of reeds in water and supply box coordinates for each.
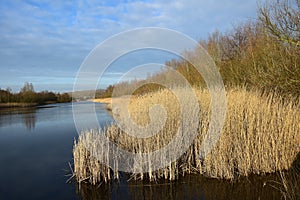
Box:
[76,173,284,200]
[277,153,300,200]
[73,87,300,185]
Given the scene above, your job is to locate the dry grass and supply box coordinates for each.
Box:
[92,98,112,104]
[73,87,300,185]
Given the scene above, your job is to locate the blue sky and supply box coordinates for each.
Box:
[0,0,259,92]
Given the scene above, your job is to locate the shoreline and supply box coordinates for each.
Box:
[92,98,112,104]
[92,98,112,111]
[92,96,130,111]
[0,102,39,108]
[92,96,132,112]
[0,101,71,109]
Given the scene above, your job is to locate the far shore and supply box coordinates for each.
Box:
[0,101,68,109]
[0,102,39,108]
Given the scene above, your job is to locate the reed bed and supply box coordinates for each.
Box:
[73,87,300,185]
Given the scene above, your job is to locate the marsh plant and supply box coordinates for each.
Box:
[73,87,300,185]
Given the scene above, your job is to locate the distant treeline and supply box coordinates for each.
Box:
[0,82,72,104]
[98,0,299,100]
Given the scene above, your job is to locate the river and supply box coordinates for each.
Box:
[0,102,283,200]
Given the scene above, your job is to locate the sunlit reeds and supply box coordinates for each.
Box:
[73,87,300,185]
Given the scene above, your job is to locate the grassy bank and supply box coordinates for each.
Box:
[92,98,112,111]
[0,101,68,108]
[73,87,300,185]
[0,102,39,108]
[92,98,111,104]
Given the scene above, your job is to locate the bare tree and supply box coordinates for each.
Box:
[258,0,300,47]
[21,82,34,93]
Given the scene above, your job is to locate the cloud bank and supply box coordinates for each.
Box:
[0,0,259,91]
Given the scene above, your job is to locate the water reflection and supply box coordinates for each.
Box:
[74,153,300,200]
[75,173,284,200]
[0,102,112,133]
[22,112,36,130]
[0,102,113,200]
[0,108,36,131]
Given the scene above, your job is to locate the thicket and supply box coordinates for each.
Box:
[0,82,72,104]
[99,0,299,100]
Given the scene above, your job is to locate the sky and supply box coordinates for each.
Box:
[0,0,260,92]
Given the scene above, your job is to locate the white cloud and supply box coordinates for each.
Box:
[0,0,261,91]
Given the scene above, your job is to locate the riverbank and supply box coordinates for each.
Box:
[92,98,111,104]
[92,96,132,111]
[92,98,111,110]
[0,101,72,109]
[0,102,39,108]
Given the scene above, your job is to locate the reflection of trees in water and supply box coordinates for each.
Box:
[22,113,36,130]
[0,108,36,131]
[76,173,284,200]
[0,113,13,127]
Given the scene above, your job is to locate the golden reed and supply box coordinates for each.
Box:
[73,87,300,185]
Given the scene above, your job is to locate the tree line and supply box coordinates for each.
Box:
[98,0,299,100]
[0,82,72,104]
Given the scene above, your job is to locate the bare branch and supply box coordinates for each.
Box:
[258,0,300,47]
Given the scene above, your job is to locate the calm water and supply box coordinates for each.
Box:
[0,102,283,200]
[0,102,112,200]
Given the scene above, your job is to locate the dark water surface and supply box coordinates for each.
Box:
[0,102,112,200]
[0,102,283,200]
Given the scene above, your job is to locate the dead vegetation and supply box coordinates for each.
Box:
[73,87,300,185]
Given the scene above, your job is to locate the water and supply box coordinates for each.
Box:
[0,102,284,200]
[0,102,112,200]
